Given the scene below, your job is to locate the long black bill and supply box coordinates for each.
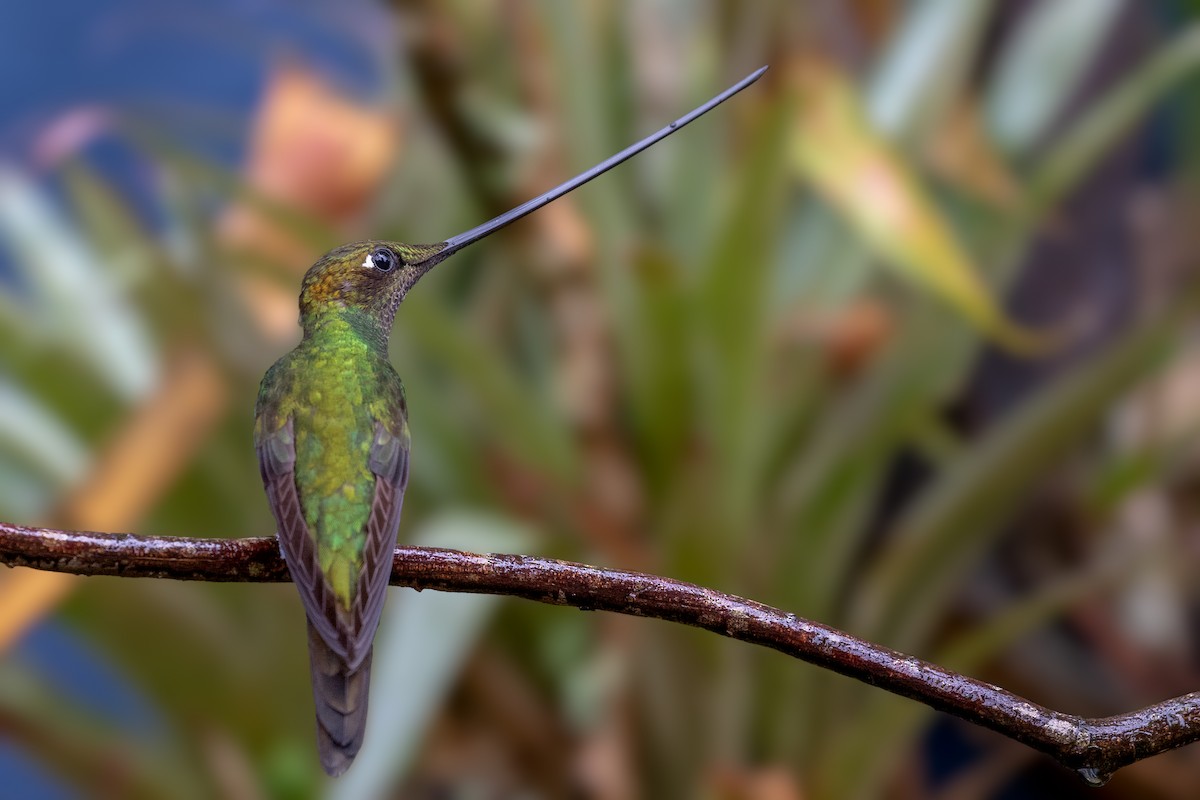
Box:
[414,65,767,270]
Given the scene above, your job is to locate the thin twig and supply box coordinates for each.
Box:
[1,520,1197,784]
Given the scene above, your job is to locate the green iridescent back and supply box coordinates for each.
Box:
[255,309,408,605]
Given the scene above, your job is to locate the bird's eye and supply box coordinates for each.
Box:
[369,247,400,272]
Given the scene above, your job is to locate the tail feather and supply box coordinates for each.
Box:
[307,621,372,776]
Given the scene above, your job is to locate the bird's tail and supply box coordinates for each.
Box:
[306,621,372,776]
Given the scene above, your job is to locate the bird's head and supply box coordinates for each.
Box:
[298,240,449,333]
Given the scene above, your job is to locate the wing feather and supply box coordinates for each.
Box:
[257,410,409,670]
[256,417,349,656]
[346,422,409,666]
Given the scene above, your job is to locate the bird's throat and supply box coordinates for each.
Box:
[300,307,391,358]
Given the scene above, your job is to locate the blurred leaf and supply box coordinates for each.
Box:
[0,300,125,454]
[0,457,54,519]
[61,161,157,286]
[985,0,1124,154]
[772,200,873,306]
[867,0,996,144]
[0,378,90,486]
[399,290,577,481]
[788,61,1041,352]
[766,291,1044,759]
[1031,23,1200,207]
[1082,420,1200,518]
[326,512,534,799]
[772,300,975,613]
[765,315,951,756]
[925,100,1024,209]
[776,0,996,309]
[622,247,692,489]
[399,369,495,504]
[129,131,340,260]
[59,349,227,532]
[697,94,790,534]
[818,543,1141,800]
[0,167,159,401]
[853,285,1200,650]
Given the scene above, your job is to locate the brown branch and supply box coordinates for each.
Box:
[2,520,1197,785]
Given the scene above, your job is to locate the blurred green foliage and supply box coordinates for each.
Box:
[4,2,1200,798]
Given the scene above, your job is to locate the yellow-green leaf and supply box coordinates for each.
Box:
[788,60,1042,353]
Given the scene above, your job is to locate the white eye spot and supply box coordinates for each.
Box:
[361,254,373,270]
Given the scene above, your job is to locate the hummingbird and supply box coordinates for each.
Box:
[254,66,766,776]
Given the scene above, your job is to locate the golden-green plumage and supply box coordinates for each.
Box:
[255,311,407,603]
